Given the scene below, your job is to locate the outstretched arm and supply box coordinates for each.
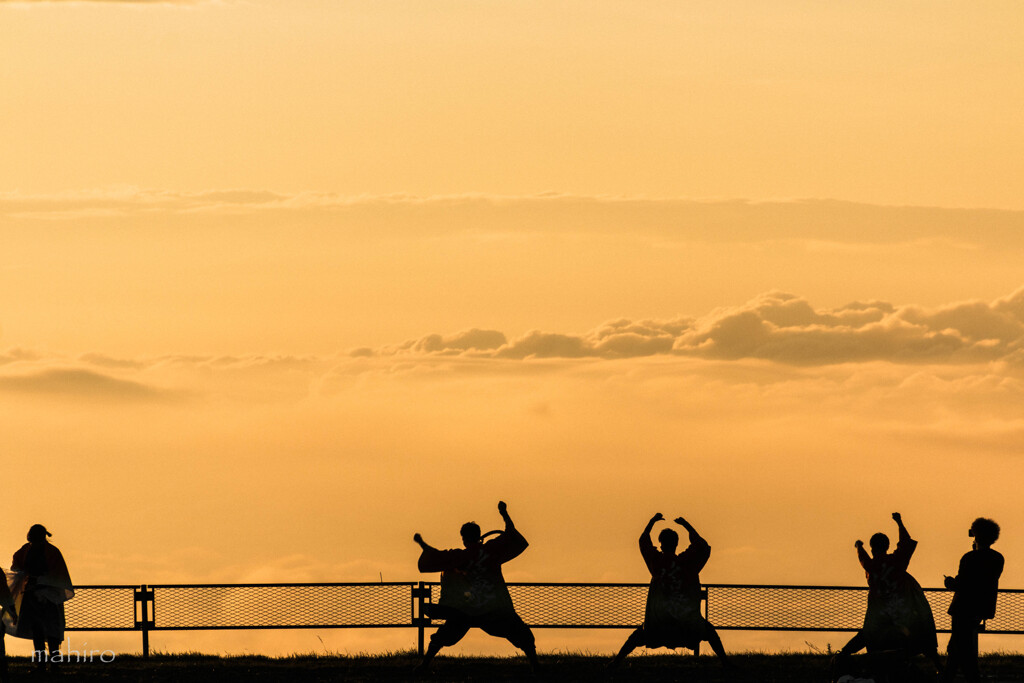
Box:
[413,533,437,552]
[855,540,870,568]
[892,512,911,544]
[642,513,664,542]
[498,500,515,531]
[674,516,705,544]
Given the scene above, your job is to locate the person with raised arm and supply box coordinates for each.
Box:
[609,513,728,669]
[833,512,940,678]
[412,501,539,674]
[940,517,1004,683]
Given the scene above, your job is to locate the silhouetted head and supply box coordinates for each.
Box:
[460,522,481,547]
[658,528,679,554]
[970,518,1000,547]
[869,532,890,557]
[27,524,51,543]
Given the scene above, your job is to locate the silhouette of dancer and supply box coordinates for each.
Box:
[8,524,74,674]
[610,513,728,668]
[940,517,1003,683]
[413,501,539,673]
[0,565,16,683]
[834,513,941,676]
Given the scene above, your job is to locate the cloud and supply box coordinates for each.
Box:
[0,352,329,403]
[358,287,1024,366]
[0,367,175,401]
[7,287,1024,407]
[383,328,508,356]
[4,190,1024,251]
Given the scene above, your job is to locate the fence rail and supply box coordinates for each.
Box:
[61,583,1024,656]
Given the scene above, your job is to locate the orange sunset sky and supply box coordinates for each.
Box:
[2,0,1024,657]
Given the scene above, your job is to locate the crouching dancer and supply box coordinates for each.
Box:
[610,513,729,668]
[413,501,539,674]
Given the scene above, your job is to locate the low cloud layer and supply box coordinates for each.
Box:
[4,190,1023,250]
[4,288,1024,404]
[368,288,1024,366]
[0,367,173,401]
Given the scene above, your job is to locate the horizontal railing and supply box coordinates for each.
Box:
[60,583,1024,656]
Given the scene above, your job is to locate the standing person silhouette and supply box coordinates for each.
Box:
[609,513,728,669]
[412,501,539,674]
[940,517,1003,683]
[834,513,941,676]
[9,524,74,675]
[0,564,17,683]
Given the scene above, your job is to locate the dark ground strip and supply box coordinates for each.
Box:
[4,653,1023,682]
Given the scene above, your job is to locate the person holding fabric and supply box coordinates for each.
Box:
[940,517,1004,683]
[834,513,941,676]
[412,501,539,674]
[8,524,74,674]
[609,513,728,668]
[0,564,16,683]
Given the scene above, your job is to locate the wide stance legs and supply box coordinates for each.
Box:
[415,612,539,673]
[609,624,728,669]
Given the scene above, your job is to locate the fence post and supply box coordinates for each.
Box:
[411,581,431,656]
[134,585,155,658]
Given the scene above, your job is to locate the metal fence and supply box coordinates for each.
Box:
[62,583,1024,656]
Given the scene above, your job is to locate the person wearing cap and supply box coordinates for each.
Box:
[412,501,539,674]
[9,524,74,674]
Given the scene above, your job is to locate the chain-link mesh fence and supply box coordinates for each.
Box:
[704,586,1022,633]
[422,583,649,628]
[61,583,1024,642]
[149,584,413,629]
[64,586,138,631]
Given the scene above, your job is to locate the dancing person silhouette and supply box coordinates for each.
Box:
[833,513,941,678]
[9,524,74,675]
[412,501,539,674]
[940,517,1004,683]
[609,513,728,668]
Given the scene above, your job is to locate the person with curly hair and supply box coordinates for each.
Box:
[941,517,1004,683]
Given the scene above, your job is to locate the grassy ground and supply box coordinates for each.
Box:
[4,652,1024,682]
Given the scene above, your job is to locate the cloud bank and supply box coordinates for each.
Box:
[4,189,1023,249]
[369,288,1024,366]
[4,288,1024,404]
